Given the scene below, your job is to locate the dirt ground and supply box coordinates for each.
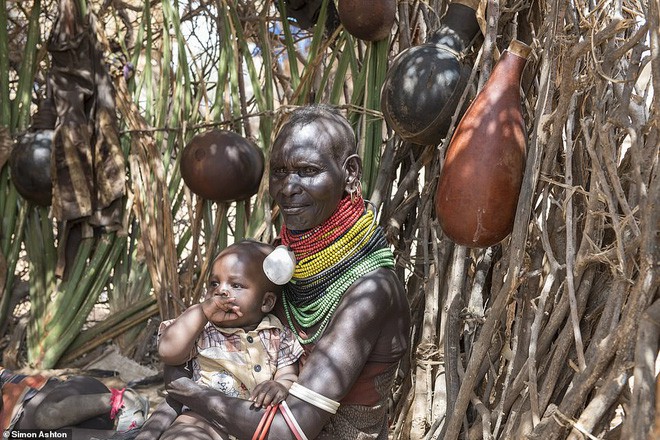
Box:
[80,345,167,415]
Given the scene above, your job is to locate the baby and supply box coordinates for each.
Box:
[140,240,302,440]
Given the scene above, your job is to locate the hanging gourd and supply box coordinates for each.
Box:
[381,0,480,145]
[180,129,264,202]
[9,97,57,206]
[435,40,532,248]
[337,0,396,41]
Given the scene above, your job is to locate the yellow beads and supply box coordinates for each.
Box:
[293,210,377,279]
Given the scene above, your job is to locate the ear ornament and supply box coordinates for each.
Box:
[263,245,297,285]
[349,180,362,204]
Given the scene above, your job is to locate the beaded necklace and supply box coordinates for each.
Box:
[281,196,364,259]
[281,195,395,344]
[293,210,377,279]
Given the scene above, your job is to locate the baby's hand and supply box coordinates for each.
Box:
[201,295,242,324]
[250,380,289,408]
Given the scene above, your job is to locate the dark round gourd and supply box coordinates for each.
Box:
[381,2,480,145]
[9,97,57,207]
[180,130,264,202]
[10,130,54,206]
[337,0,396,41]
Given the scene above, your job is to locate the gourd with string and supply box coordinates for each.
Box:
[435,40,532,248]
[381,0,481,145]
[9,97,57,206]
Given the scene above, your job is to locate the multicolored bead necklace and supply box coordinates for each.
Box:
[281,195,395,344]
[281,196,364,260]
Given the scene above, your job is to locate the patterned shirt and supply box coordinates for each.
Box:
[161,314,303,399]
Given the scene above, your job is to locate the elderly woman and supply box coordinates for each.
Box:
[165,105,411,439]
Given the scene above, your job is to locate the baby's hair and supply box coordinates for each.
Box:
[213,239,282,294]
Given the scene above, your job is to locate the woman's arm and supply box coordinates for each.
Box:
[295,269,400,401]
[167,269,408,439]
[135,363,192,440]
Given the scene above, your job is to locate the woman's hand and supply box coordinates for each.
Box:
[250,380,289,408]
[201,295,243,324]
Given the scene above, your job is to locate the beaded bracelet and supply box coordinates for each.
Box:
[289,383,340,414]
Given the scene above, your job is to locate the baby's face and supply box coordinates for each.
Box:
[206,249,268,328]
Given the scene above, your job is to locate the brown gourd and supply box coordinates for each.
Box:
[180,130,264,202]
[337,0,396,42]
[435,40,531,247]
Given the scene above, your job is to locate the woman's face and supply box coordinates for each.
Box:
[269,118,347,231]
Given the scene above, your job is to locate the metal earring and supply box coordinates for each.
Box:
[350,180,362,204]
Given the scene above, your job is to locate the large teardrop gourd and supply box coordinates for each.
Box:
[381,1,480,144]
[337,0,396,42]
[435,40,531,247]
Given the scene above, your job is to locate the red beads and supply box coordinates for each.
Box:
[281,196,364,259]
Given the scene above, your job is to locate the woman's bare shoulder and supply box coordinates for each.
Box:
[343,267,409,315]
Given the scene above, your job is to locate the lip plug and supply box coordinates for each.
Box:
[263,245,297,285]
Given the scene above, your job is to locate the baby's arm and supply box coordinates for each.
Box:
[157,307,205,365]
[159,296,241,365]
[250,362,299,408]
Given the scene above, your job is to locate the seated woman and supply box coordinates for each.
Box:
[165,104,411,439]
